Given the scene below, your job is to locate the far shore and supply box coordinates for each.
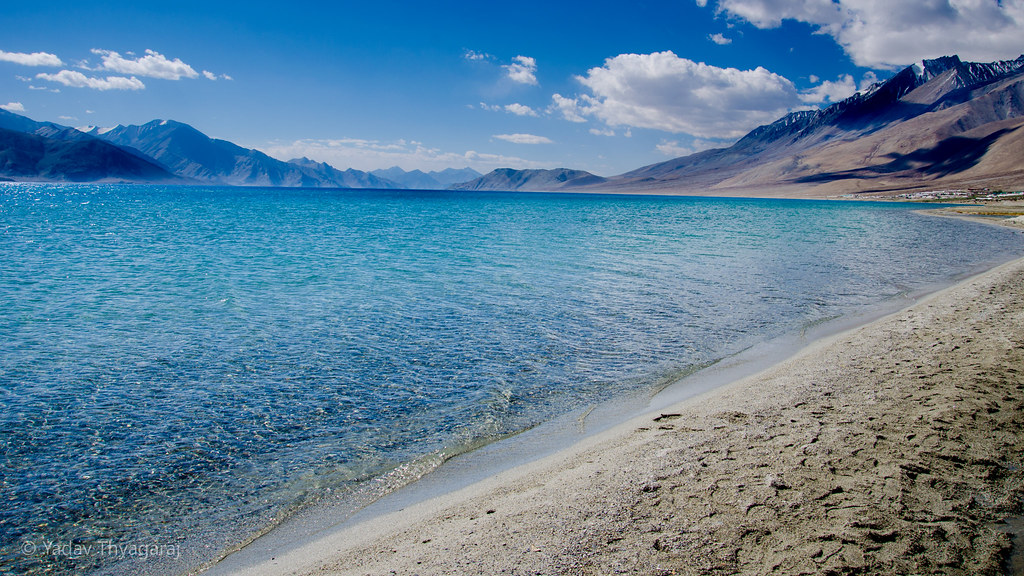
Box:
[199,213,1024,575]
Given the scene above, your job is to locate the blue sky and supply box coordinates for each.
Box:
[2,0,1023,175]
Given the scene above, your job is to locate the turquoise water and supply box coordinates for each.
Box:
[2,184,1023,575]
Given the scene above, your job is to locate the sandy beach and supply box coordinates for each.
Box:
[207,221,1024,576]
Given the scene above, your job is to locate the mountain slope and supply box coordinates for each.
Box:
[431,167,483,187]
[371,167,442,189]
[86,120,307,186]
[288,157,396,189]
[86,120,392,188]
[599,54,1024,196]
[450,168,606,192]
[0,125,178,183]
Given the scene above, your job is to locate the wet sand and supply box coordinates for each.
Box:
[207,229,1024,576]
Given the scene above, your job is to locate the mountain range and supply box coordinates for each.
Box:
[371,166,482,189]
[0,113,480,189]
[0,113,178,183]
[458,54,1024,197]
[3,54,1022,196]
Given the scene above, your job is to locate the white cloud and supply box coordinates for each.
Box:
[261,137,551,172]
[92,49,198,80]
[709,33,733,45]
[549,93,588,123]
[711,0,1024,68]
[0,50,63,67]
[493,133,553,144]
[859,70,879,89]
[201,70,232,81]
[589,127,616,136]
[503,55,538,85]
[656,140,695,156]
[480,102,539,116]
[563,51,800,139]
[464,49,493,61]
[714,0,843,28]
[1,102,26,112]
[36,70,145,91]
[800,73,857,104]
[504,103,538,116]
[656,138,721,157]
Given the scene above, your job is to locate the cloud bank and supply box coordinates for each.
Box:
[1,102,26,112]
[710,0,1024,68]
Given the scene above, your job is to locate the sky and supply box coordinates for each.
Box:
[2,0,1023,176]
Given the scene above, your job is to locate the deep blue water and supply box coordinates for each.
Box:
[2,184,1023,575]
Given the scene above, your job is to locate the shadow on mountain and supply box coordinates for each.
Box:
[796,129,1012,183]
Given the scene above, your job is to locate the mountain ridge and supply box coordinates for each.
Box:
[369,166,482,189]
[450,168,606,192]
[2,53,1022,195]
[0,111,179,183]
[591,54,1024,196]
[84,120,401,188]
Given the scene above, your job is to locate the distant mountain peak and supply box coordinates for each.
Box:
[913,54,1024,89]
[450,167,606,192]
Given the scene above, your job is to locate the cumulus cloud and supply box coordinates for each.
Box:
[504,103,538,116]
[1,102,26,112]
[261,137,550,172]
[504,55,538,85]
[35,70,145,91]
[92,49,198,80]
[561,51,800,139]
[800,73,857,104]
[493,133,553,144]
[549,93,588,123]
[0,50,63,67]
[710,0,1024,68]
[709,33,733,45]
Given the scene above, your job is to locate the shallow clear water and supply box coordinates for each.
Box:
[2,184,1023,574]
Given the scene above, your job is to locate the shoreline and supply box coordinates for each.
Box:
[201,220,1024,575]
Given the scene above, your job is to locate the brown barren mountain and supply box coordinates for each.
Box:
[458,55,1024,198]
[596,55,1024,198]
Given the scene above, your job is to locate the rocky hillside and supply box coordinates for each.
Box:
[599,55,1024,196]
